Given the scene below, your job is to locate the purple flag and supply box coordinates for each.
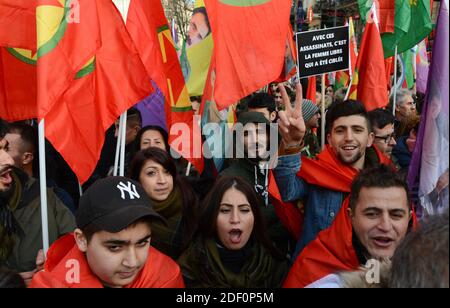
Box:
[136,81,167,131]
[408,0,449,216]
[416,40,430,94]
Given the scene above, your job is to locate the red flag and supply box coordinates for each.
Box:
[384,56,394,90]
[378,0,395,33]
[306,76,317,103]
[348,17,358,76]
[283,198,359,288]
[43,0,152,183]
[0,0,37,120]
[324,73,332,87]
[0,0,36,50]
[349,4,388,111]
[274,25,298,83]
[205,0,292,110]
[1,0,152,183]
[126,0,204,173]
[36,0,101,119]
[268,171,303,240]
[0,48,37,120]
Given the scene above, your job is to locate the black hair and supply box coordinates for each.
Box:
[7,122,39,175]
[193,7,211,36]
[368,108,396,130]
[133,125,170,157]
[349,164,410,211]
[190,96,202,102]
[81,216,154,244]
[127,107,142,128]
[129,148,198,247]
[0,119,8,139]
[197,176,283,259]
[247,93,277,113]
[7,122,38,154]
[326,100,371,134]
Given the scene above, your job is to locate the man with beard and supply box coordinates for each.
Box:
[0,120,14,196]
[0,119,76,285]
[390,89,417,136]
[220,111,295,256]
[274,88,391,259]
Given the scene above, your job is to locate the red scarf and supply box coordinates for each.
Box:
[30,234,185,288]
[283,198,359,288]
[298,145,391,193]
[283,146,395,288]
[268,171,303,240]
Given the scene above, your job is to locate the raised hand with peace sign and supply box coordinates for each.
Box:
[277,82,306,149]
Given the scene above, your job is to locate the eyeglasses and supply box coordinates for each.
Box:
[375,134,396,144]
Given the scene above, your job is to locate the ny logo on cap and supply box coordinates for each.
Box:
[117,181,140,200]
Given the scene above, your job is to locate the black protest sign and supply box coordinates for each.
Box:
[296,26,349,79]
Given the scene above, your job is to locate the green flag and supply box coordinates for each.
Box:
[357,0,373,23]
[382,0,432,58]
[402,48,415,89]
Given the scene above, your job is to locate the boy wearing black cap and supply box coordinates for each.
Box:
[30,177,184,288]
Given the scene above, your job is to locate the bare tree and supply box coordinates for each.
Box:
[162,0,194,40]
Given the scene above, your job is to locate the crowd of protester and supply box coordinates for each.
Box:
[0,78,448,288]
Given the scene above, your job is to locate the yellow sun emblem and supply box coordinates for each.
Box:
[8,0,93,76]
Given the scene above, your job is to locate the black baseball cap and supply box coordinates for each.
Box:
[76,177,165,233]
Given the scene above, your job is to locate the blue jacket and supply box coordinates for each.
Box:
[274,154,345,260]
[392,136,412,170]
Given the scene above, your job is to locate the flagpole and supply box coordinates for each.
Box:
[344,73,353,100]
[321,74,326,150]
[343,20,355,101]
[113,114,124,176]
[392,45,398,116]
[186,162,192,176]
[113,0,129,177]
[120,111,128,176]
[38,120,50,255]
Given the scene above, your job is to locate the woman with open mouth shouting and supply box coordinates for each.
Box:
[177,176,289,288]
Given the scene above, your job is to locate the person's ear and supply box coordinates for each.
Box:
[133,125,141,136]
[22,152,34,166]
[74,229,88,253]
[367,131,375,148]
[326,133,332,147]
[270,111,277,123]
[347,207,353,218]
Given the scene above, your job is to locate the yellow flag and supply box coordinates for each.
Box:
[180,0,213,96]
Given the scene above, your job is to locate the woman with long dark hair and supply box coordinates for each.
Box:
[130,148,198,260]
[177,176,289,288]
